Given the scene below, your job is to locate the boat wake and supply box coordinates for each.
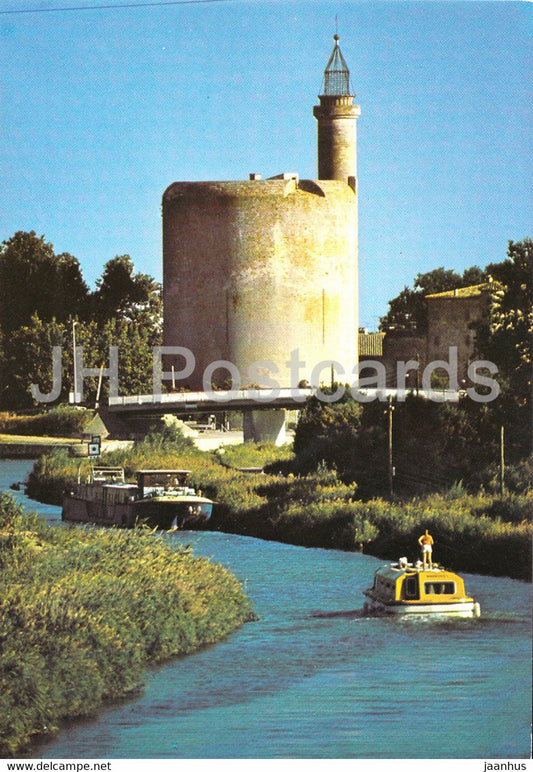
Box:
[309,609,366,620]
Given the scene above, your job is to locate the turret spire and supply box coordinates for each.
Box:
[321,34,353,97]
[313,33,361,182]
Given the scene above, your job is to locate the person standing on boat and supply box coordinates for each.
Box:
[418,529,434,569]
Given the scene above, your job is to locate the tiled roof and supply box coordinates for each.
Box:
[426,281,503,299]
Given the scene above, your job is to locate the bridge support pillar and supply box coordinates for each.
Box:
[243,409,286,445]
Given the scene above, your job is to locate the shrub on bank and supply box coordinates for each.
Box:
[0,493,255,756]
[26,448,81,504]
[0,407,93,438]
[354,492,532,579]
[216,442,294,471]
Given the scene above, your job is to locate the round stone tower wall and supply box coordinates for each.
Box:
[162,177,358,391]
[313,96,360,182]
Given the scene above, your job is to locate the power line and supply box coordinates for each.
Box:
[0,0,233,15]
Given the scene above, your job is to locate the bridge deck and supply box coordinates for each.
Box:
[107,387,460,415]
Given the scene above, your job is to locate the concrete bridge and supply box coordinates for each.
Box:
[108,387,316,444]
[107,387,461,445]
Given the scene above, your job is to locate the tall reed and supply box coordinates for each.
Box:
[0,493,255,756]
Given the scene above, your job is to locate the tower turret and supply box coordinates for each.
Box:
[313,34,361,183]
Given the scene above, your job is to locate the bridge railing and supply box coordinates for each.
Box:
[108,386,461,410]
[108,387,316,408]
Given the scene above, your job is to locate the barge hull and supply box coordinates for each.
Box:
[62,496,134,527]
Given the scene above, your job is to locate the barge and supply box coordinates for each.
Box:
[62,467,214,530]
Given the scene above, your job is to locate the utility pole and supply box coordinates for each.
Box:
[72,320,78,404]
[95,364,104,410]
[500,425,505,497]
[387,396,395,497]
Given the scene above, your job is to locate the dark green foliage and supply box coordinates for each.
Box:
[0,232,162,409]
[0,494,254,756]
[0,232,89,334]
[136,421,198,453]
[293,393,531,496]
[25,450,76,504]
[485,456,532,496]
[0,316,68,409]
[475,239,532,411]
[0,407,93,437]
[292,392,364,474]
[72,318,161,404]
[91,255,162,325]
[0,310,162,410]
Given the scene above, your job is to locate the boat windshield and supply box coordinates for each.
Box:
[136,470,196,498]
[424,582,456,595]
[91,467,125,483]
[137,471,191,486]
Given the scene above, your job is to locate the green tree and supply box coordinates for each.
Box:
[0,232,89,334]
[293,392,363,473]
[293,393,392,494]
[479,239,532,405]
[0,314,163,409]
[0,316,68,409]
[469,239,533,460]
[91,255,162,329]
[377,286,425,336]
[294,395,454,496]
[0,234,163,409]
[73,318,161,404]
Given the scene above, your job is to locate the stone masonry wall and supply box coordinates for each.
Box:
[162,177,358,390]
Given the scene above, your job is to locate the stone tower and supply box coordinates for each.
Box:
[313,34,361,183]
[162,36,360,441]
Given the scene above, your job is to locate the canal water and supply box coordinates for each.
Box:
[1,460,531,759]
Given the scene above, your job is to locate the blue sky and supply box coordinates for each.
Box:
[0,0,531,330]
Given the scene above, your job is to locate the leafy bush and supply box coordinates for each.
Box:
[293,394,364,476]
[483,455,533,495]
[26,449,82,504]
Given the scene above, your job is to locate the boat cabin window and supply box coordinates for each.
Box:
[403,575,419,599]
[424,582,456,595]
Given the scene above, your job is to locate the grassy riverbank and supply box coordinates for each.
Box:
[0,493,255,757]
[25,433,532,581]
